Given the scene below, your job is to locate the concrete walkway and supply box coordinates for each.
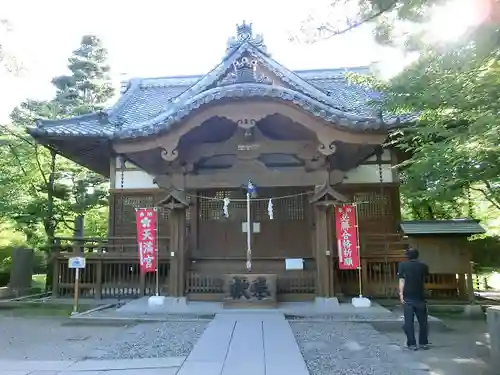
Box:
[1,312,309,375]
[179,312,309,375]
[0,357,185,374]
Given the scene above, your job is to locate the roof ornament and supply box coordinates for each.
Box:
[234,56,257,83]
[226,21,268,55]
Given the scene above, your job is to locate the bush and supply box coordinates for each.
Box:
[0,272,9,287]
[33,251,47,275]
[470,235,500,269]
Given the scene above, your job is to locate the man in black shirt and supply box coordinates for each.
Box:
[397,247,429,351]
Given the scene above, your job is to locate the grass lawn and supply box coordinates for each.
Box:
[0,274,95,317]
[31,274,47,293]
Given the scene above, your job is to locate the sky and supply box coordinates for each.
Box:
[0,0,482,122]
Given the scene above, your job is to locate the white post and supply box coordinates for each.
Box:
[72,268,79,315]
[155,207,160,296]
[246,192,252,272]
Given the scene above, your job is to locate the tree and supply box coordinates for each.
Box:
[0,35,114,249]
[292,0,495,48]
[386,24,500,212]
[342,20,500,225]
[0,19,23,74]
[51,35,114,115]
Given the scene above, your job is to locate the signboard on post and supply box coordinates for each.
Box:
[68,256,85,315]
[68,256,86,269]
[335,204,360,270]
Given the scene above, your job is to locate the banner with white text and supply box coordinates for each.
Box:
[135,208,157,273]
[335,204,360,270]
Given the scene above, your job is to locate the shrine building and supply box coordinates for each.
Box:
[28,22,484,302]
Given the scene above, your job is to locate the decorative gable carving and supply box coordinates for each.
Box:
[216,55,273,87]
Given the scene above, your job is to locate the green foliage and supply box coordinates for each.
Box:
[470,235,500,269]
[293,0,448,46]
[0,35,112,251]
[51,35,114,116]
[344,21,500,231]
[387,25,500,218]
[0,18,23,75]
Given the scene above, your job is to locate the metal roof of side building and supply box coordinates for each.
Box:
[27,21,417,141]
[400,219,486,236]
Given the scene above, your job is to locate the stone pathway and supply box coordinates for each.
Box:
[179,312,309,375]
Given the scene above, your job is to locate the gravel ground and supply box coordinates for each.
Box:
[291,321,426,375]
[380,319,491,375]
[88,321,208,359]
[0,316,208,361]
[286,313,398,322]
[0,317,127,361]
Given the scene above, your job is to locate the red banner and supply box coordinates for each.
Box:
[335,204,360,270]
[135,208,157,273]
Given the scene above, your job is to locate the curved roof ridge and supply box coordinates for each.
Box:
[117,66,370,89]
[114,82,388,139]
[105,78,142,119]
[133,42,248,116]
[32,112,102,129]
[250,48,373,112]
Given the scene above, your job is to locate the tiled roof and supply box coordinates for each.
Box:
[400,220,486,236]
[28,23,416,140]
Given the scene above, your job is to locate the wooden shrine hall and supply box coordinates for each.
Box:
[28,22,484,303]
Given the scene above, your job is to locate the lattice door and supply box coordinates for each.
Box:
[252,187,311,258]
[196,188,311,259]
[197,189,247,257]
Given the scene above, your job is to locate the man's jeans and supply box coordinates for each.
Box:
[402,299,428,347]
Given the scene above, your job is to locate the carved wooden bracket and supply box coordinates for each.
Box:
[237,118,256,130]
[160,147,179,162]
[317,141,337,156]
[112,102,388,158]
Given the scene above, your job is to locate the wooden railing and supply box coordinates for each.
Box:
[185,270,316,296]
[361,233,409,257]
[52,236,171,255]
[51,236,172,299]
[185,272,224,294]
[337,260,460,298]
[277,271,316,294]
[50,235,460,300]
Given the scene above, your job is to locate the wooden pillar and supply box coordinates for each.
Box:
[467,260,475,303]
[139,272,146,296]
[95,259,103,299]
[457,273,466,300]
[189,191,198,252]
[168,207,187,297]
[313,203,333,297]
[52,258,59,297]
[169,210,180,297]
[178,210,186,296]
[361,258,369,296]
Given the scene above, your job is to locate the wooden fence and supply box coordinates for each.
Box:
[51,236,172,298]
[50,235,461,300]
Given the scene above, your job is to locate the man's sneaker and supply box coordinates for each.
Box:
[419,344,430,350]
[405,345,418,351]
